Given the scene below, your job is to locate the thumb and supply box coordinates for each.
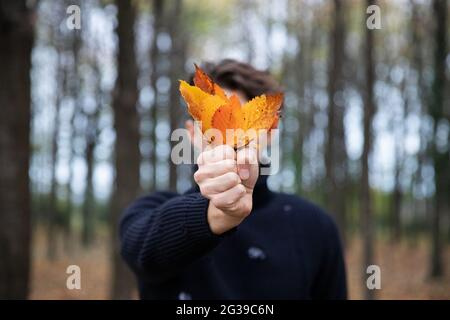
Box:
[236,146,259,190]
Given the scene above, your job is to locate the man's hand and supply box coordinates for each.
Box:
[194,144,259,235]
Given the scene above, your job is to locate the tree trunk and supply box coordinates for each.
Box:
[429,0,447,279]
[64,31,82,253]
[0,0,35,299]
[410,0,427,247]
[361,0,377,300]
[64,102,76,252]
[111,0,141,299]
[325,0,347,244]
[168,0,184,192]
[149,0,164,191]
[390,78,407,243]
[290,1,308,195]
[81,64,101,248]
[82,135,96,247]
[47,51,64,259]
[390,164,402,242]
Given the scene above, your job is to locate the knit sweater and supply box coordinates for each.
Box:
[120,175,347,300]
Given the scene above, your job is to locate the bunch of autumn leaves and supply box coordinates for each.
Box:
[179,65,283,149]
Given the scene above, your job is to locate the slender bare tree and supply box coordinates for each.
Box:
[64,27,82,252]
[361,0,377,300]
[429,0,447,279]
[168,0,185,191]
[111,0,141,299]
[81,62,102,248]
[149,0,164,191]
[325,0,348,244]
[47,46,64,259]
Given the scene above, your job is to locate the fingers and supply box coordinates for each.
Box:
[197,144,235,165]
[195,145,241,198]
[198,172,241,196]
[193,159,237,181]
[195,144,257,216]
[210,184,247,210]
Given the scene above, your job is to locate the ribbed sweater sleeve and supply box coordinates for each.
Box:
[119,191,225,284]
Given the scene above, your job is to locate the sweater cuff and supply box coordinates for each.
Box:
[184,193,236,240]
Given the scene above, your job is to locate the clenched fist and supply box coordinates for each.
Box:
[194,144,259,235]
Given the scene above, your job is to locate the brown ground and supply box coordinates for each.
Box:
[345,237,450,299]
[30,229,450,300]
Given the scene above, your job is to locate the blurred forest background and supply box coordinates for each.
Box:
[0,0,449,300]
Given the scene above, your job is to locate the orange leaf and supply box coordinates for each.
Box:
[193,64,228,101]
[270,114,280,130]
[211,95,245,146]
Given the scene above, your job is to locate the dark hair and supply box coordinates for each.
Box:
[193,59,282,100]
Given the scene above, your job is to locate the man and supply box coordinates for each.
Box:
[120,59,347,299]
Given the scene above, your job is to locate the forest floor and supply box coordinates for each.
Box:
[30,228,450,300]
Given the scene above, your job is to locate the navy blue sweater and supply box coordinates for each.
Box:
[120,175,347,300]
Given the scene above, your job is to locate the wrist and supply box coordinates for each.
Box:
[207,202,243,235]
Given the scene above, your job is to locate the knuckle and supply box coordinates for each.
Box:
[224,159,237,171]
[235,200,251,218]
[198,149,213,165]
[227,172,240,184]
[212,196,227,209]
[199,184,210,196]
[226,196,236,206]
[216,144,234,160]
[238,209,250,219]
[227,205,239,213]
[210,196,220,207]
[196,152,205,165]
[241,211,251,219]
[193,170,202,183]
[243,202,252,216]
[212,145,223,156]
[224,145,236,159]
